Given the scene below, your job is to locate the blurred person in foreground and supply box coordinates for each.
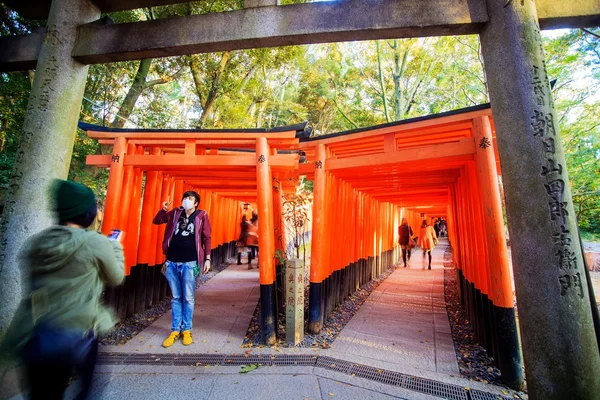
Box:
[1,179,125,399]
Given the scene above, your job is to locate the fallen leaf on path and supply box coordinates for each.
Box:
[240,364,259,373]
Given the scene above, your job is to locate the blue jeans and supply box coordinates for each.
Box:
[165,260,197,332]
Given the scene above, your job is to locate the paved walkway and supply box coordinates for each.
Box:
[103,261,262,354]
[10,240,516,399]
[328,243,459,380]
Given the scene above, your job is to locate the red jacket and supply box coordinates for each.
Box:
[152,207,212,264]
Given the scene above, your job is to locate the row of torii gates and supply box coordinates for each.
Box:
[84,104,520,384]
[1,0,599,398]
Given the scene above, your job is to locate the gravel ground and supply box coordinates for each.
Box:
[443,246,527,397]
[242,262,398,348]
[100,258,234,346]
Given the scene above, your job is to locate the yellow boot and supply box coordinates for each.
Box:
[162,331,180,348]
[182,330,193,346]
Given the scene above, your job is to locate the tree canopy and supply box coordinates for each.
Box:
[0,3,598,237]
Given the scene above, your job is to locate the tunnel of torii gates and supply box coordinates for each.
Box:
[83,103,522,386]
[3,2,600,397]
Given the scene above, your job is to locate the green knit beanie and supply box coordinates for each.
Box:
[51,179,96,221]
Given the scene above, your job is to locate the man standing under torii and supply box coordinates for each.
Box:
[153,191,212,348]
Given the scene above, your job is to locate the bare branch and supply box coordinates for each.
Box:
[582,28,600,40]
[143,67,185,89]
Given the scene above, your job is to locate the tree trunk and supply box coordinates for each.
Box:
[240,64,258,92]
[110,58,152,128]
[392,40,408,121]
[191,51,231,128]
[403,56,436,117]
[189,57,204,108]
[376,41,390,122]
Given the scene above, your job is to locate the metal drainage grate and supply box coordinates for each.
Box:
[96,353,129,365]
[137,354,176,365]
[222,355,273,365]
[469,389,511,400]
[316,356,353,374]
[350,364,403,387]
[171,354,225,366]
[271,354,318,366]
[403,376,468,400]
[98,353,513,400]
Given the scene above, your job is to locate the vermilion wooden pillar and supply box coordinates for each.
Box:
[155,174,171,265]
[138,168,158,264]
[462,170,478,330]
[272,177,284,261]
[473,115,523,386]
[102,137,127,235]
[463,167,484,341]
[256,137,276,344]
[309,143,327,333]
[467,161,491,352]
[456,173,473,323]
[119,143,136,234]
[174,180,184,206]
[149,150,163,266]
[267,162,276,266]
[129,145,146,270]
[120,143,136,273]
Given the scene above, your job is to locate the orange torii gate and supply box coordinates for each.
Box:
[81,122,304,333]
[85,104,519,387]
[295,104,519,387]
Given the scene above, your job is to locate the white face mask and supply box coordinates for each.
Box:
[182,198,195,210]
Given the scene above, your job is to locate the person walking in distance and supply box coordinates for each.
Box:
[246,210,259,268]
[433,218,441,238]
[398,217,414,267]
[236,214,250,265]
[419,219,438,270]
[153,191,212,347]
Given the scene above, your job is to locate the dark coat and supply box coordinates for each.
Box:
[153,207,212,264]
[398,224,413,246]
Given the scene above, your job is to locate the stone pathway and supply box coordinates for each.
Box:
[327,241,460,381]
[100,261,261,354]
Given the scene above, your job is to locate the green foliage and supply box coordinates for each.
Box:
[274,249,287,265]
[0,3,43,35]
[0,0,598,240]
[0,71,30,201]
[542,29,600,237]
[295,36,487,134]
[281,180,312,261]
